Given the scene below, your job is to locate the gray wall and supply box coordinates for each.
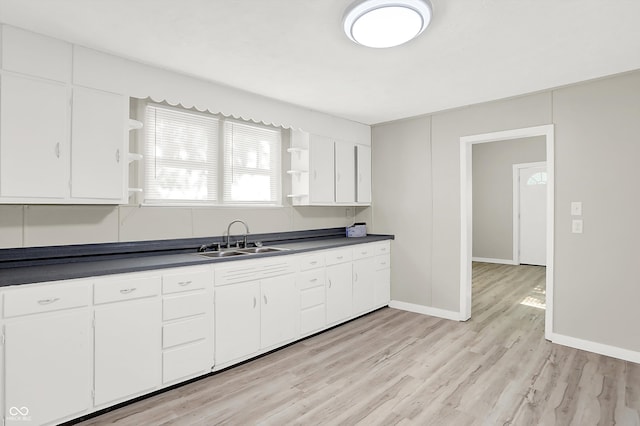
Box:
[472,137,546,261]
[371,70,640,353]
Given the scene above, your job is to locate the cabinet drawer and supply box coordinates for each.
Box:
[163,341,211,384]
[300,286,325,310]
[299,253,325,271]
[376,241,390,255]
[163,292,208,321]
[298,269,325,290]
[375,254,391,270]
[162,268,210,294]
[352,244,376,260]
[163,316,207,348]
[325,248,352,265]
[94,275,160,305]
[300,305,325,335]
[4,282,89,318]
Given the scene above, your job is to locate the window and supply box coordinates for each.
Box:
[143,103,282,206]
[223,120,281,204]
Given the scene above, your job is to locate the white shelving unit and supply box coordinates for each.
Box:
[128,119,143,197]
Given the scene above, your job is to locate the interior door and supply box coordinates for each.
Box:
[518,164,547,266]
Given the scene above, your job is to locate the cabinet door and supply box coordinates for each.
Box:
[356,145,372,204]
[5,310,90,425]
[309,135,334,203]
[261,274,298,349]
[374,267,391,307]
[325,262,353,325]
[94,298,161,406]
[71,87,127,201]
[352,258,376,315]
[335,142,356,203]
[214,281,260,365]
[0,74,69,199]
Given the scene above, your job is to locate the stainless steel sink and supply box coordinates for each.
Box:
[238,246,290,254]
[197,250,250,258]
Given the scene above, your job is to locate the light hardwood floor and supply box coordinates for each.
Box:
[77,263,640,425]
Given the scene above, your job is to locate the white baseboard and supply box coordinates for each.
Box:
[549,332,640,364]
[389,300,463,321]
[472,257,518,265]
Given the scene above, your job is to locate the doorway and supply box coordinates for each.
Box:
[460,125,554,340]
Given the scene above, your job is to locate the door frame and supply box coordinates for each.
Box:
[513,161,547,265]
[459,124,554,340]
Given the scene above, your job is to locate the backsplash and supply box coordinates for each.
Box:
[0,204,363,248]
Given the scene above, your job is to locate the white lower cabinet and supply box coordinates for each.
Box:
[352,257,376,316]
[215,280,261,366]
[260,274,298,349]
[325,262,353,325]
[93,275,161,407]
[2,280,91,425]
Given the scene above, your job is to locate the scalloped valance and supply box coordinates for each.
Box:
[73,46,370,144]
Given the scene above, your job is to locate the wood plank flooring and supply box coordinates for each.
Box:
[77,263,640,425]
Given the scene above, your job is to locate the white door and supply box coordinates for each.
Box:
[356,145,372,203]
[325,263,352,325]
[71,87,127,201]
[309,135,335,203]
[352,258,375,315]
[5,310,91,425]
[335,141,355,203]
[214,281,260,365]
[260,274,298,349]
[0,74,69,199]
[518,164,547,266]
[94,298,161,406]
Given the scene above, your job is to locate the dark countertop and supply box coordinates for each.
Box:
[0,229,393,287]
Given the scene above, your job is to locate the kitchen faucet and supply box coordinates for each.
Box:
[225,220,250,248]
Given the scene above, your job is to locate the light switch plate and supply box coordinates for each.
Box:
[571,201,582,216]
[572,219,583,233]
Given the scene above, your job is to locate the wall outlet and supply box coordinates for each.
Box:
[572,219,583,234]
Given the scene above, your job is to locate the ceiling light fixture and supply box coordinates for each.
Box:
[343,0,433,48]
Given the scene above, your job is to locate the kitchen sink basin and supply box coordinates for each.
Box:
[237,246,290,254]
[197,250,249,258]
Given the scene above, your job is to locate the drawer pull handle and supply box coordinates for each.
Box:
[310,278,318,283]
[264,295,268,305]
[38,298,60,305]
[336,256,343,260]
[253,296,257,308]
[178,281,192,286]
[381,262,387,266]
[120,288,137,294]
[328,279,332,288]
[361,251,367,255]
[354,272,359,281]
[310,261,318,265]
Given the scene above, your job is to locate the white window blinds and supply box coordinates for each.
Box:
[144,105,219,203]
[223,120,281,204]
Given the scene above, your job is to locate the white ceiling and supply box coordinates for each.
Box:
[1,0,639,125]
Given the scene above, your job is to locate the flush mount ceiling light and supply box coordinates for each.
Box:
[343,0,433,48]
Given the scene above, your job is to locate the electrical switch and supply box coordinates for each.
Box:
[571,201,582,216]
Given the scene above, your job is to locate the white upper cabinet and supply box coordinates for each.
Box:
[309,135,335,204]
[288,130,370,206]
[0,26,131,204]
[71,87,127,201]
[356,145,372,204]
[1,25,72,82]
[0,74,69,199]
[335,142,355,203]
